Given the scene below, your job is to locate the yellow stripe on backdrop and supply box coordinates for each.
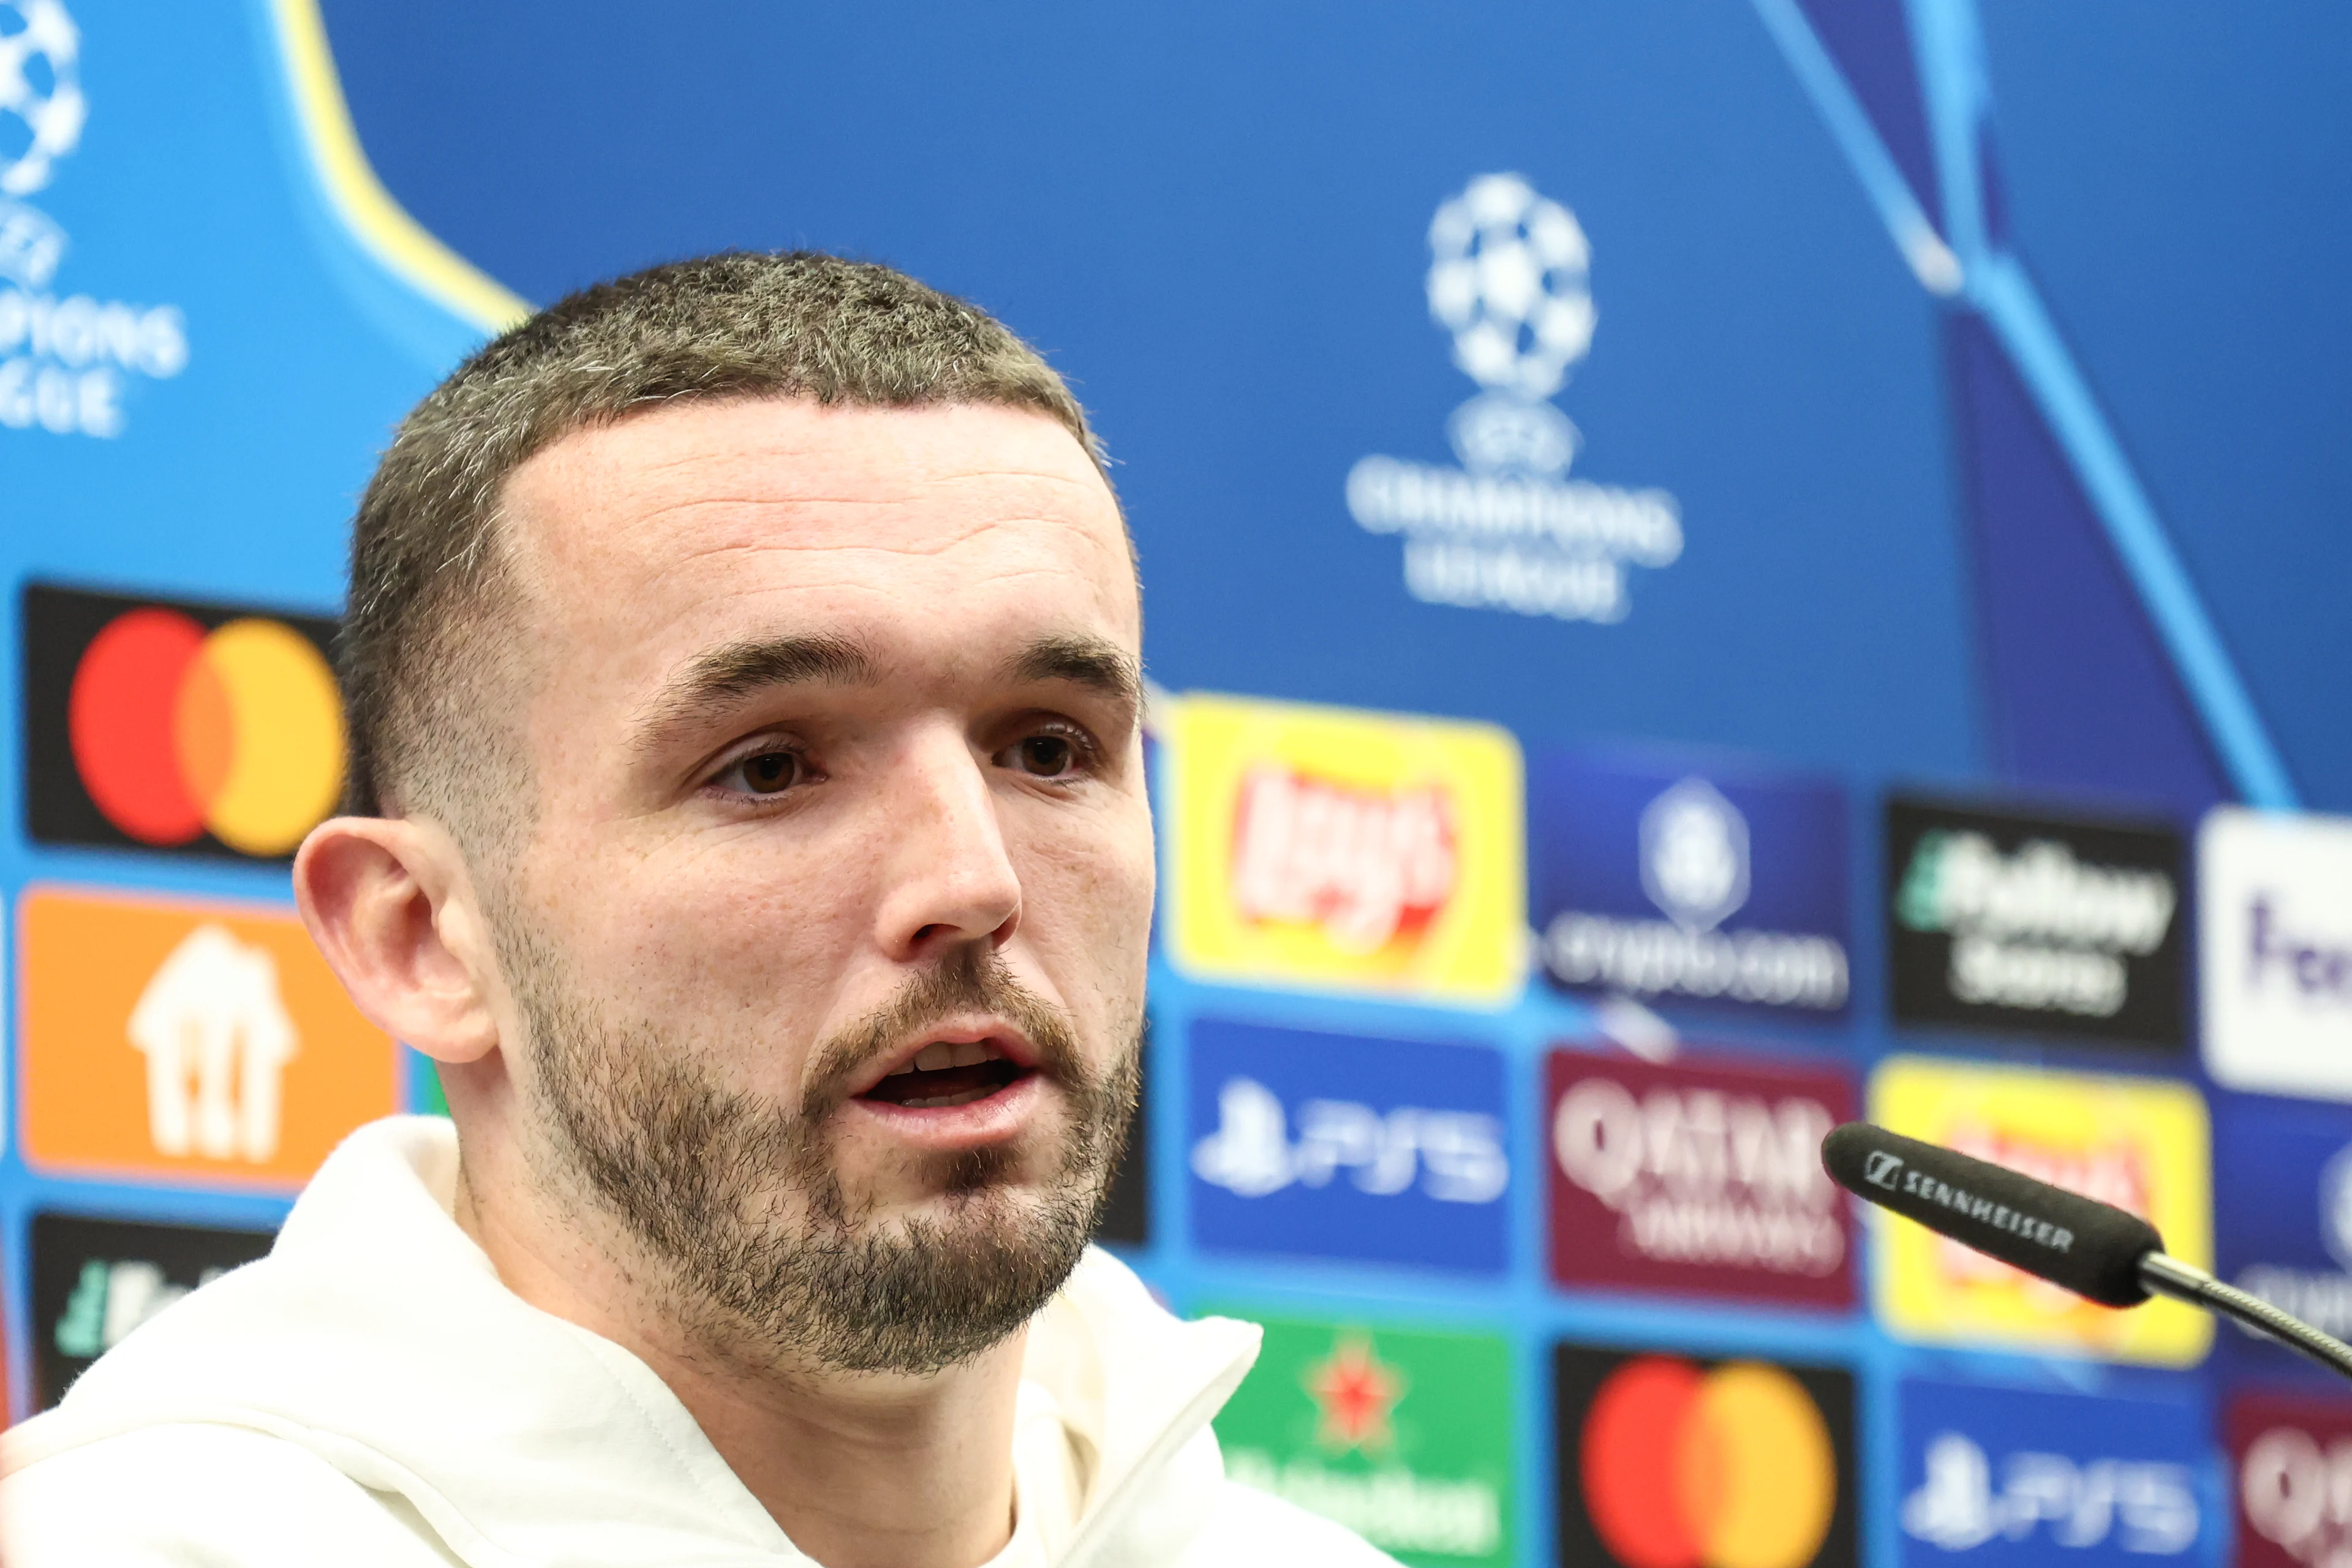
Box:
[268,0,531,334]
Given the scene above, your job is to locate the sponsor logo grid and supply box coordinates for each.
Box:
[0,25,2310,1562]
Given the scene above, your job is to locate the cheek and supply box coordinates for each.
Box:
[537,826,873,1023]
[1017,801,1156,989]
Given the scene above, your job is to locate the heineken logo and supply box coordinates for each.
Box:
[1306,1332,1408,1453]
[1214,1313,1515,1565]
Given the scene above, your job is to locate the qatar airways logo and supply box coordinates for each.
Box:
[1546,1055,1855,1306]
[2228,1395,2352,1568]
[1229,765,1458,953]
[1553,1076,1843,1276]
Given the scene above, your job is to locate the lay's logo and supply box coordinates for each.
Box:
[1231,766,1458,952]
[1168,693,1522,1005]
[1868,1056,2212,1367]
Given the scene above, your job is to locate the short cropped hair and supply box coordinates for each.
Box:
[337,251,1106,829]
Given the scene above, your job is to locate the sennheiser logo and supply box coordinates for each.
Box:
[1344,173,1682,625]
[1864,1150,1905,1190]
[1895,1167,2076,1254]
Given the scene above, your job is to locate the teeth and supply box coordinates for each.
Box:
[887,1061,917,1077]
[914,1042,954,1072]
[899,1087,993,1110]
[948,1041,989,1068]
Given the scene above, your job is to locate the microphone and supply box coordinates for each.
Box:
[1822,1121,2352,1381]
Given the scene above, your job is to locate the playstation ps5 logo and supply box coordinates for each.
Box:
[1347,173,1681,625]
[1865,1151,1906,1191]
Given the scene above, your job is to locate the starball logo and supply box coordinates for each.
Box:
[1344,173,1682,625]
[2212,1099,2352,1362]
[0,1,192,436]
[1168,692,1523,1005]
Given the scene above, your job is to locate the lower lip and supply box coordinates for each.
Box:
[843,1071,1049,1152]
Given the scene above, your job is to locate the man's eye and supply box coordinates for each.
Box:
[1007,731,1084,778]
[723,749,805,795]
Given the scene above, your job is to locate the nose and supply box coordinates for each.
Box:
[873,723,1023,962]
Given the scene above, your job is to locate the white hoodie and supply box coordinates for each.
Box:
[1,1117,1393,1567]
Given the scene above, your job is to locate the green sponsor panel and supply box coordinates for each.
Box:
[1205,1309,1513,1567]
[407,1048,450,1117]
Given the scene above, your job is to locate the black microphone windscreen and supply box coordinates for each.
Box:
[1820,1121,2163,1307]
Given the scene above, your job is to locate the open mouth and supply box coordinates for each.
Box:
[856,1039,1033,1111]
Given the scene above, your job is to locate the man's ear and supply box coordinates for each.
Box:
[294,815,502,1065]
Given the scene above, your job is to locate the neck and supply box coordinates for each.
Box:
[450,1129,1026,1568]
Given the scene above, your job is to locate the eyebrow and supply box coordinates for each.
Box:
[1009,633,1144,717]
[630,629,1140,756]
[633,633,874,751]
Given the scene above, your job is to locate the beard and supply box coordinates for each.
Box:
[499,926,1139,1376]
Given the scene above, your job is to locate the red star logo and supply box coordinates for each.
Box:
[1303,1332,1408,1454]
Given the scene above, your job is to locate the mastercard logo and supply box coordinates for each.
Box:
[1580,1356,1839,1568]
[26,585,344,859]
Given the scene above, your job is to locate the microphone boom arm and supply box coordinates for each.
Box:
[2138,1251,2352,1381]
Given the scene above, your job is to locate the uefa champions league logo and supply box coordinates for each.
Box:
[0,0,191,437]
[0,0,85,198]
[1427,173,1592,478]
[1346,172,1682,625]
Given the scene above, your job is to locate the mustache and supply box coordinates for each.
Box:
[797,948,1085,1123]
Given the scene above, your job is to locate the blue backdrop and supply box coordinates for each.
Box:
[5,2,2350,1565]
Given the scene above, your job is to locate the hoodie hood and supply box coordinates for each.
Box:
[4,1117,1262,1568]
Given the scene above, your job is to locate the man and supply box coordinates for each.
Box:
[2,254,1392,1567]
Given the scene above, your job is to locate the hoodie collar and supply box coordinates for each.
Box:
[9,1117,1261,1568]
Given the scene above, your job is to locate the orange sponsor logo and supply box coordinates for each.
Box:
[19,887,398,1187]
